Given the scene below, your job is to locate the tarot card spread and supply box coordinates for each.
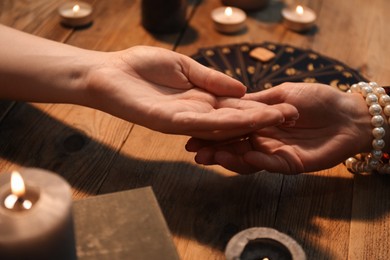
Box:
[191,42,367,93]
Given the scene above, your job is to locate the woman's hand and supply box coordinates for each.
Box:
[186,83,375,173]
[84,46,298,140]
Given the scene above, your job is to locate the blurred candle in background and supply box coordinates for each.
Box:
[0,168,76,260]
[211,6,247,34]
[281,4,316,32]
[58,1,93,27]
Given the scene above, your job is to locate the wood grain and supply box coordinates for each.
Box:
[1,0,390,259]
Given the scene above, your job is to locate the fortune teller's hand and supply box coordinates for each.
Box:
[0,24,298,140]
[79,46,300,140]
[186,82,381,173]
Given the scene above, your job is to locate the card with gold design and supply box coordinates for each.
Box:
[230,42,286,91]
[256,50,337,84]
[215,44,245,83]
[251,44,307,84]
[191,52,216,70]
[233,42,262,89]
[257,68,366,92]
[264,62,358,85]
[190,42,367,94]
[199,47,239,80]
[246,43,286,90]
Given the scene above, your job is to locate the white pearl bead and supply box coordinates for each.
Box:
[361,86,373,97]
[379,95,390,106]
[366,93,378,105]
[346,82,388,175]
[384,105,390,116]
[345,157,357,168]
[369,82,379,88]
[373,139,385,150]
[374,87,386,95]
[369,103,382,115]
[358,82,369,88]
[371,149,383,159]
[368,159,380,169]
[372,127,385,139]
[349,84,358,93]
[371,115,384,127]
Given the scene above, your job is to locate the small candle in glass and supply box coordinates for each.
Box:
[58,1,93,27]
[211,6,247,34]
[281,4,316,32]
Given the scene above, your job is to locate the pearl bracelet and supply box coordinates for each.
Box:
[345,82,390,174]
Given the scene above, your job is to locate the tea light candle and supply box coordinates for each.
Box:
[58,1,93,27]
[281,4,316,32]
[211,6,247,34]
[0,169,76,260]
[225,227,306,260]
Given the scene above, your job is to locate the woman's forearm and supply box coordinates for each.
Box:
[0,24,97,105]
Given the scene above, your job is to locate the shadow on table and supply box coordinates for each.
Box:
[0,102,389,259]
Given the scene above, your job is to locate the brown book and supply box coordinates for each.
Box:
[73,187,180,260]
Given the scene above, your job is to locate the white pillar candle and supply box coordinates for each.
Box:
[0,168,76,260]
[58,1,93,27]
[281,4,316,32]
[211,6,247,34]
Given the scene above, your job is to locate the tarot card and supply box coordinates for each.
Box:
[199,46,238,79]
[257,68,366,92]
[253,44,315,84]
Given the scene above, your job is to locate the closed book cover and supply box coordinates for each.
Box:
[73,187,179,260]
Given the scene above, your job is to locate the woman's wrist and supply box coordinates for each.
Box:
[345,82,390,174]
[0,24,103,106]
[341,91,373,153]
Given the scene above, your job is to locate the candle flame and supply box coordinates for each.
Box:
[11,171,25,198]
[225,7,233,17]
[296,5,304,15]
[73,4,80,13]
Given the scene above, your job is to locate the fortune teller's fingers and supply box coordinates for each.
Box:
[187,137,260,174]
[185,138,215,152]
[173,101,298,131]
[188,139,305,174]
[178,100,298,140]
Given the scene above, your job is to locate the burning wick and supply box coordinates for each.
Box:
[225,7,233,17]
[296,5,304,15]
[4,171,32,210]
[72,4,80,13]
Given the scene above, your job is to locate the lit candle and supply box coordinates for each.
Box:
[58,1,93,27]
[0,168,76,260]
[281,4,316,32]
[225,227,306,260]
[211,6,247,34]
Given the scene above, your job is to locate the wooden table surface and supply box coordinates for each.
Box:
[1,0,390,259]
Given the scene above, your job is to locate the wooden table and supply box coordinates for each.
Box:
[1,0,390,259]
